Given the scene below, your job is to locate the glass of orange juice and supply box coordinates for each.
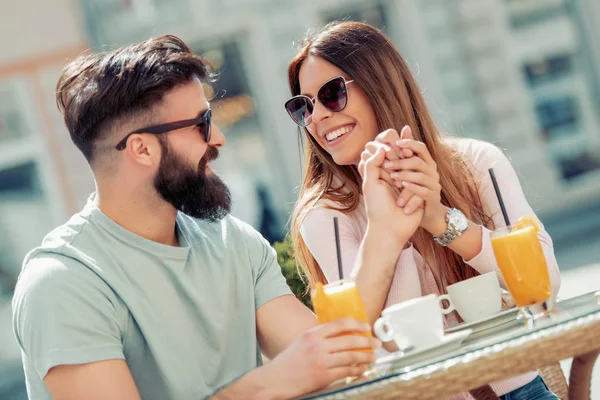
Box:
[312,279,372,347]
[490,216,552,325]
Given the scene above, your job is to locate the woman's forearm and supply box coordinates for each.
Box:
[423,204,483,262]
[353,225,407,325]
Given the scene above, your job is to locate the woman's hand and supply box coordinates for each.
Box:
[373,127,425,213]
[365,126,423,203]
[383,134,446,233]
[359,142,423,243]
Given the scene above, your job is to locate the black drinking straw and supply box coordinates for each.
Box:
[488,168,511,227]
[333,217,344,280]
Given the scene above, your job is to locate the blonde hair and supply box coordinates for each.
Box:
[288,21,495,291]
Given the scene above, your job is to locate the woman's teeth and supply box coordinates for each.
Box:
[326,125,354,142]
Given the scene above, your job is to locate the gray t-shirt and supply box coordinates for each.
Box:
[12,196,292,400]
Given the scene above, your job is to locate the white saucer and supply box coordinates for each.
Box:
[374,329,473,369]
[445,308,519,335]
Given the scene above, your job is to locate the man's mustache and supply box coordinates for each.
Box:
[199,146,219,170]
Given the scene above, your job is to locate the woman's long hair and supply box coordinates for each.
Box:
[288,21,495,290]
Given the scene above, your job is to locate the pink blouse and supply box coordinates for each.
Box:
[300,138,561,399]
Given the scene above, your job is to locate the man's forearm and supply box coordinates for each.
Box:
[210,367,283,400]
[354,226,406,325]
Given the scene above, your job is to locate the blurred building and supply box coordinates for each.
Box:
[0,1,599,397]
[0,0,90,287]
[1,0,600,286]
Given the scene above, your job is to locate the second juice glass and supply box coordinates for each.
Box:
[490,216,552,325]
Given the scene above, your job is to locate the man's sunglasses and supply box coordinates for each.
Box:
[284,76,354,127]
[115,108,212,150]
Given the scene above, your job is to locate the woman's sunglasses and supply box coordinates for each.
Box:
[285,76,354,127]
[115,108,212,150]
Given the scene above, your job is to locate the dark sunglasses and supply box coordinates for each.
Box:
[284,76,354,127]
[115,108,212,150]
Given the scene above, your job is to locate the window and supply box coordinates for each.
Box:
[0,162,53,292]
[0,83,30,141]
[322,2,388,32]
[535,96,579,137]
[523,54,573,87]
[509,5,567,29]
[558,152,600,180]
[194,40,284,244]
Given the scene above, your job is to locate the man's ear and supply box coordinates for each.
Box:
[127,134,160,167]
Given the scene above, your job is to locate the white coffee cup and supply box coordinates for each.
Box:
[373,294,453,351]
[438,272,502,323]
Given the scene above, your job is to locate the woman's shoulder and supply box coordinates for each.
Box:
[443,137,510,166]
[305,198,354,220]
[301,197,364,236]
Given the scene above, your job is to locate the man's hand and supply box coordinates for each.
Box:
[256,318,380,399]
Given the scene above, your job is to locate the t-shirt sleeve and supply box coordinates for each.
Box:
[244,227,293,309]
[12,254,126,380]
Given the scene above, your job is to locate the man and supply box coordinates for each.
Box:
[11,35,404,400]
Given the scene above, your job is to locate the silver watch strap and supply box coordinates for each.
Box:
[433,227,460,246]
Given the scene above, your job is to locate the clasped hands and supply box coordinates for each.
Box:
[358,126,446,240]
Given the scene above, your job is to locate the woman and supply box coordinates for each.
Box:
[284,21,561,400]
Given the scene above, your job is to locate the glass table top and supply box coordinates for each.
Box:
[303,290,600,399]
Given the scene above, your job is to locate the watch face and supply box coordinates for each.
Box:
[449,209,469,231]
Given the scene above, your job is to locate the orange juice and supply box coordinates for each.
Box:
[490,217,551,307]
[312,279,372,346]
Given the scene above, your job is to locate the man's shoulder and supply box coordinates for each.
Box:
[17,201,113,302]
[24,206,96,267]
[17,253,87,292]
[13,252,115,322]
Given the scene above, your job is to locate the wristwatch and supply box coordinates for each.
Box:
[433,208,469,246]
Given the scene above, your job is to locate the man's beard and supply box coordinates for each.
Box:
[154,140,231,222]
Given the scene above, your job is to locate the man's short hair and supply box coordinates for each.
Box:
[56,35,213,164]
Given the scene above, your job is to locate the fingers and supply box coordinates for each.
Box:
[391,171,436,188]
[383,156,429,173]
[365,141,389,155]
[396,138,436,168]
[358,153,368,178]
[399,181,435,200]
[400,125,413,140]
[360,146,399,198]
[403,194,425,215]
[400,125,415,159]
[375,129,404,161]
[379,168,401,197]
[327,335,381,354]
[376,129,400,150]
[397,188,420,207]
[327,365,371,381]
[396,186,415,208]
[317,318,372,339]
[359,142,382,178]
[362,147,387,186]
[325,350,377,369]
